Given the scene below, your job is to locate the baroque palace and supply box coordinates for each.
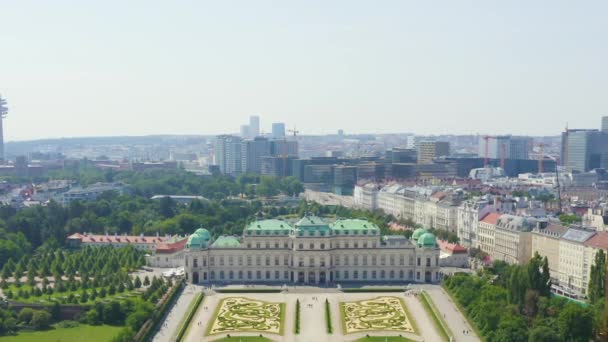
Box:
[183,215,440,285]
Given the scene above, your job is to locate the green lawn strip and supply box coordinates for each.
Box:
[341,288,405,293]
[0,324,122,342]
[278,303,286,336]
[211,337,273,342]
[419,291,452,342]
[355,337,415,342]
[339,302,347,335]
[441,285,486,341]
[325,298,332,334]
[294,299,300,334]
[215,289,281,293]
[175,292,204,341]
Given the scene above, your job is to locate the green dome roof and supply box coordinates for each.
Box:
[412,228,428,240]
[187,227,212,249]
[417,232,437,248]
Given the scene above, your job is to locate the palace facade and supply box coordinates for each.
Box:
[183,215,440,285]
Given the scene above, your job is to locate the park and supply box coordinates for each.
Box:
[171,284,478,342]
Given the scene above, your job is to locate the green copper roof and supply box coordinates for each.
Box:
[211,236,241,248]
[244,219,293,235]
[187,227,212,249]
[295,216,329,227]
[294,215,331,236]
[412,228,428,241]
[417,232,437,248]
[331,219,379,234]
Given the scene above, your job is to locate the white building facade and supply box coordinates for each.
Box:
[183,216,441,285]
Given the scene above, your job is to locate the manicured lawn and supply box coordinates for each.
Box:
[212,337,273,342]
[356,337,414,342]
[207,297,285,336]
[340,296,415,334]
[0,324,123,342]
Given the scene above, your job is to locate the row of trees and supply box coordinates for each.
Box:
[1,245,144,283]
[444,255,598,342]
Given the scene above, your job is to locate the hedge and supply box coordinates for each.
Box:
[175,292,204,341]
[295,299,300,334]
[325,299,332,334]
[215,289,282,293]
[341,288,405,293]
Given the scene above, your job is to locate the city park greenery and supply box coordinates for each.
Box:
[444,253,602,342]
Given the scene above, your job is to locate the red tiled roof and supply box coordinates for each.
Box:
[584,231,608,250]
[437,239,468,254]
[68,233,166,244]
[156,237,188,254]
[480,212,501,225]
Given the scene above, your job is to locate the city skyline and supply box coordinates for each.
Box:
[1,1,607,141]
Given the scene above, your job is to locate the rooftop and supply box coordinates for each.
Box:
[583,231,608,250]
[67,233,167,244]
[211,236,241,248]
[480,212,501,225]
[561,227,596,244]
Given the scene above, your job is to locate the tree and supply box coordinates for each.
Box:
[143,276,150,287]
[529,325,562,342]
[134,276,142,289]
[493,316,528,342]
[558,214,581,225]
[31,310,52,330]
[589,249,606,303]
[17,308,34,324]
[557,304,593,342]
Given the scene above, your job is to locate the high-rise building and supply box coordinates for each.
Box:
[602,116,608,132]
[562,129,608,173]
[272,123,285,138]
[0,95,7,162]
[240,125,250,138]
[214,135,242,176]
[270,140,298,157]
[477,136,530,160]
[241,137,271,174]
[249,116,260,137]
[417,141,450,164]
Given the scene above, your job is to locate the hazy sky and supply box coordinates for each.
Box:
[1,1,607,141]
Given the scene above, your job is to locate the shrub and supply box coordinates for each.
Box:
[31,310,52,330]
[295,299,300,334]
[325,298,332,334]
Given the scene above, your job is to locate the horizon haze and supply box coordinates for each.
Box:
[1,1,607,141]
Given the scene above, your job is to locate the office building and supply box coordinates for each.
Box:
[183,216,441,285]
[272,123,286,138]
[240,125,250,138]
[603,116,608,132]
[214,135,242,176]
[241,137,271,174]
[249,116,260,137]
[417,141,450,164]
[562,129,608,173]
[270,140,298,157]
[477,135,530,160]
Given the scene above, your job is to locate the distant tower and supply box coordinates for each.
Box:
[249,115,260,137]
[272,122,285,138]
[602,116,608,132]
[0,95,7,162]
